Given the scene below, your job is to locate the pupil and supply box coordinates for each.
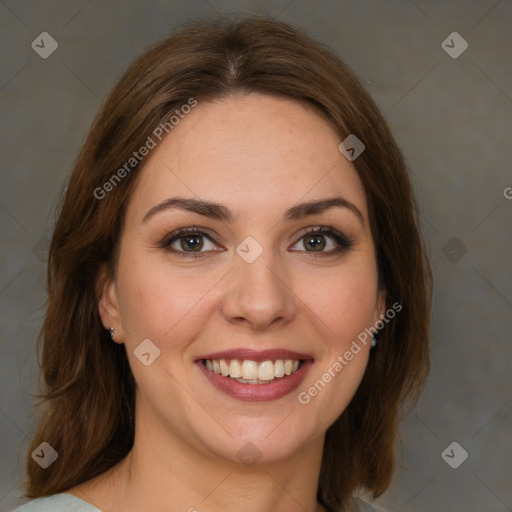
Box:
[307,236,324,251]
[183,236,202,251]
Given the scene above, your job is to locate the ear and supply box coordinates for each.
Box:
[96,263,124,344]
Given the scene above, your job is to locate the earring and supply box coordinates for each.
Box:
[109,327,115,340]
[371,336,377,348]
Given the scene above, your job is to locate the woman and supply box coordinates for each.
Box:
[16,15,431,512]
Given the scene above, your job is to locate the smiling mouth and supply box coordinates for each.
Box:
[203,358,304,384]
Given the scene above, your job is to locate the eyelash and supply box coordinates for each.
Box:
[160,226,354,259]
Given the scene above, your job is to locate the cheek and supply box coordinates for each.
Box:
[297,262,380,347]
[295,269,376,420]
[116,251,220,345]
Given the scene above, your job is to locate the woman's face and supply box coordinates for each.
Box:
[99,93,385,465]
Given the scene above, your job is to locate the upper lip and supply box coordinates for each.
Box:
[195,348,314,362]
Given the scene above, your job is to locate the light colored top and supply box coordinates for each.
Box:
[12,493,101,511]
[12,493,384,511]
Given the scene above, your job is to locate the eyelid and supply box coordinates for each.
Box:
[290,225,354,253]
[161,225,353,257]
[161,227,222,246]
[160,227,222,258]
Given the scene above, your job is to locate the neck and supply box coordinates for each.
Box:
[105,423,327,512]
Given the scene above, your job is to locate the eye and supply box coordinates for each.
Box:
[161,225,353,259]
[290,226,353,255]
[161,228,222,258]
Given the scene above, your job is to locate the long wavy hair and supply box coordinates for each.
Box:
[23,15,431,512]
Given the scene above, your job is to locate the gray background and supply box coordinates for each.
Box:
[0,1,511,511]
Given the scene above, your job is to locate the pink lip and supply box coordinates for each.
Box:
[195,348,313,363]
[196,357,314,402]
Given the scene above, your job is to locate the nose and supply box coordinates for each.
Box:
[221,250,298,331]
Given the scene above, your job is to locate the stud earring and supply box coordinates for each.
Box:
[109,327,115,340]
[371,336,377,348]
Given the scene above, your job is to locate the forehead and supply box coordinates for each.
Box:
[127,94,368,222]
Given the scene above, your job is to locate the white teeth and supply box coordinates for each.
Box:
[204,358,302,382]
[274,359,285,378]
[220,359,229,376]
[242,360,258,380]
[257,361,275,381]
[229,359,242,378]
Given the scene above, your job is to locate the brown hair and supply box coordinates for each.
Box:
[24,15,431,512]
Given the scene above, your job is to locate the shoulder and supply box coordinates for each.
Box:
[12,493,102,512]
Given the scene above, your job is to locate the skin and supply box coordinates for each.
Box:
[67,94,385,512]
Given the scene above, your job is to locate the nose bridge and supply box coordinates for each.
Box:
[222,243,296,330]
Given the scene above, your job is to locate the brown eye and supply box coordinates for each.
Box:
[291,226,354,255]
[179,235,204,252]
[162,228,222,258]
[303,234,326,251]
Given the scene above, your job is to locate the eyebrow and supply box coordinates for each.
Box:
[142,196,364,225]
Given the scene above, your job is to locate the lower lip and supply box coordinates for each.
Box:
[196,360,314,402]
